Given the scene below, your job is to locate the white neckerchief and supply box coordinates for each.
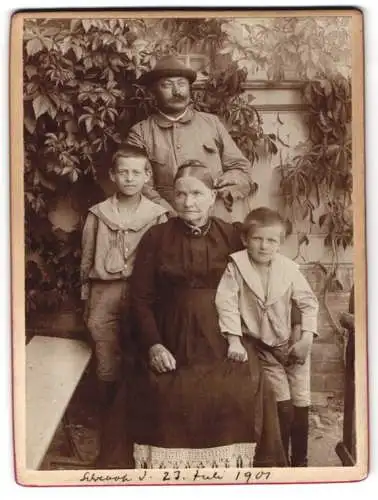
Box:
[158,107,188,122]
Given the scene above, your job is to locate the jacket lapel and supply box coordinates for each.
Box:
[230,250,266,302]
[89,196,120,231]
[266,254,296,305]
[231,251,296,305]
[127,196,167,231]
[90,195,167,232]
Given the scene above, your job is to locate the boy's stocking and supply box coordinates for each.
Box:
[291,405,309,467]
[277,399,294,463]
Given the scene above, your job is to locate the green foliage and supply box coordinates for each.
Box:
[279,76,352,299]
[24,17,352,316]
[220,17,351,80]
[24,17,275,315]
[192,62,277,164]
[279,76,352,249]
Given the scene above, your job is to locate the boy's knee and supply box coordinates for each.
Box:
[290,365,311,407]
[265,373,291,402]
[87,312,119,342]
[95,340,123,382]
[291,383,311,408]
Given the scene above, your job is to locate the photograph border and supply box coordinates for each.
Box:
[10,7,367,486]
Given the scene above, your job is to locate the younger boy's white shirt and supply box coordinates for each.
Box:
[215,250,319,347]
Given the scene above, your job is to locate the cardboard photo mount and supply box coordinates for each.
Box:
[10,8,367,486]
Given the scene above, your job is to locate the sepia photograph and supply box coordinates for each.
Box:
[10,8,367,486]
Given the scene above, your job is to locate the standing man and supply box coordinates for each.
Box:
[125,55,255,221]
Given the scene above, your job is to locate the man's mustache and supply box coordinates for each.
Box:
[169,95,188,102]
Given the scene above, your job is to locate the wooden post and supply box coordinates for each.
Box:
[335,287,356,466]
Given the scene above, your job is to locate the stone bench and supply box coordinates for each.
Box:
[26,335,92,470]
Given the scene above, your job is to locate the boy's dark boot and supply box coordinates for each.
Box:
[98,380,118,410]
[277,400,294,464]
[291,406,309,467]
[95,380,119,466]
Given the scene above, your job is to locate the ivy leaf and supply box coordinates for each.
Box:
[112,132,122,144]
[24,114,37,134]
[32,94,51,119]
[25,82,39,97]
[61,166,73,175]
[60,37,72,55]
[294,21,306,37]
[302,205,310,220]
[82,20,92,33]
[116,40,124,53]
[70,170,79,183]
[84,117,94,133]
[319,214,328,227]
[324,234,332,247]
[83,57,93,70]
[43,27,60,37]
[321,79,333,97]
[42,37,54,50]
[109,19,117,32]
[330,277,344,292]
[72,44,83,61]
[36,169,57,191]
[298,233,310,246]
[270,142,278,155]
[70,19,81,31]
[26,37,44,56]
[25,65,38,79]
[218,46,232,55]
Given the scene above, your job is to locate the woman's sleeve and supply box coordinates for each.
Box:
[230,221,244,252]
[130,227,162,352]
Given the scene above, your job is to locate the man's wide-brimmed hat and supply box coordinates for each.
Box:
[138,55,197,86]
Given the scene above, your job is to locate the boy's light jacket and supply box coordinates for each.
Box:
[215,250,319,347]
[80,194,167,299]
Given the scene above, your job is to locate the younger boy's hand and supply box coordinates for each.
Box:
[227,335,248,363]
[287,331,313,365]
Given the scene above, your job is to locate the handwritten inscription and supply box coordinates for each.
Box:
[79,469,271,484]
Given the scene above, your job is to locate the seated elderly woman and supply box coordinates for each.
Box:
[99,160,286,469]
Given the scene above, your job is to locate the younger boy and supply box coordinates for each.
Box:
[80,146,168,409]
[215,207,319,467]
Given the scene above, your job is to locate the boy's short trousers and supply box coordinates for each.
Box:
[253,339,311,407]
[85,280,130,382]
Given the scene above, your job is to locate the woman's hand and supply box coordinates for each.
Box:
[226,334,248,363]
[287,331,313,365]
[149,343,176,373]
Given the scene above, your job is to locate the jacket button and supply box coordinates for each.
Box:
[176,144,182,150]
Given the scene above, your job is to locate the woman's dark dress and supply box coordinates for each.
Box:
[100,217,286,468]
